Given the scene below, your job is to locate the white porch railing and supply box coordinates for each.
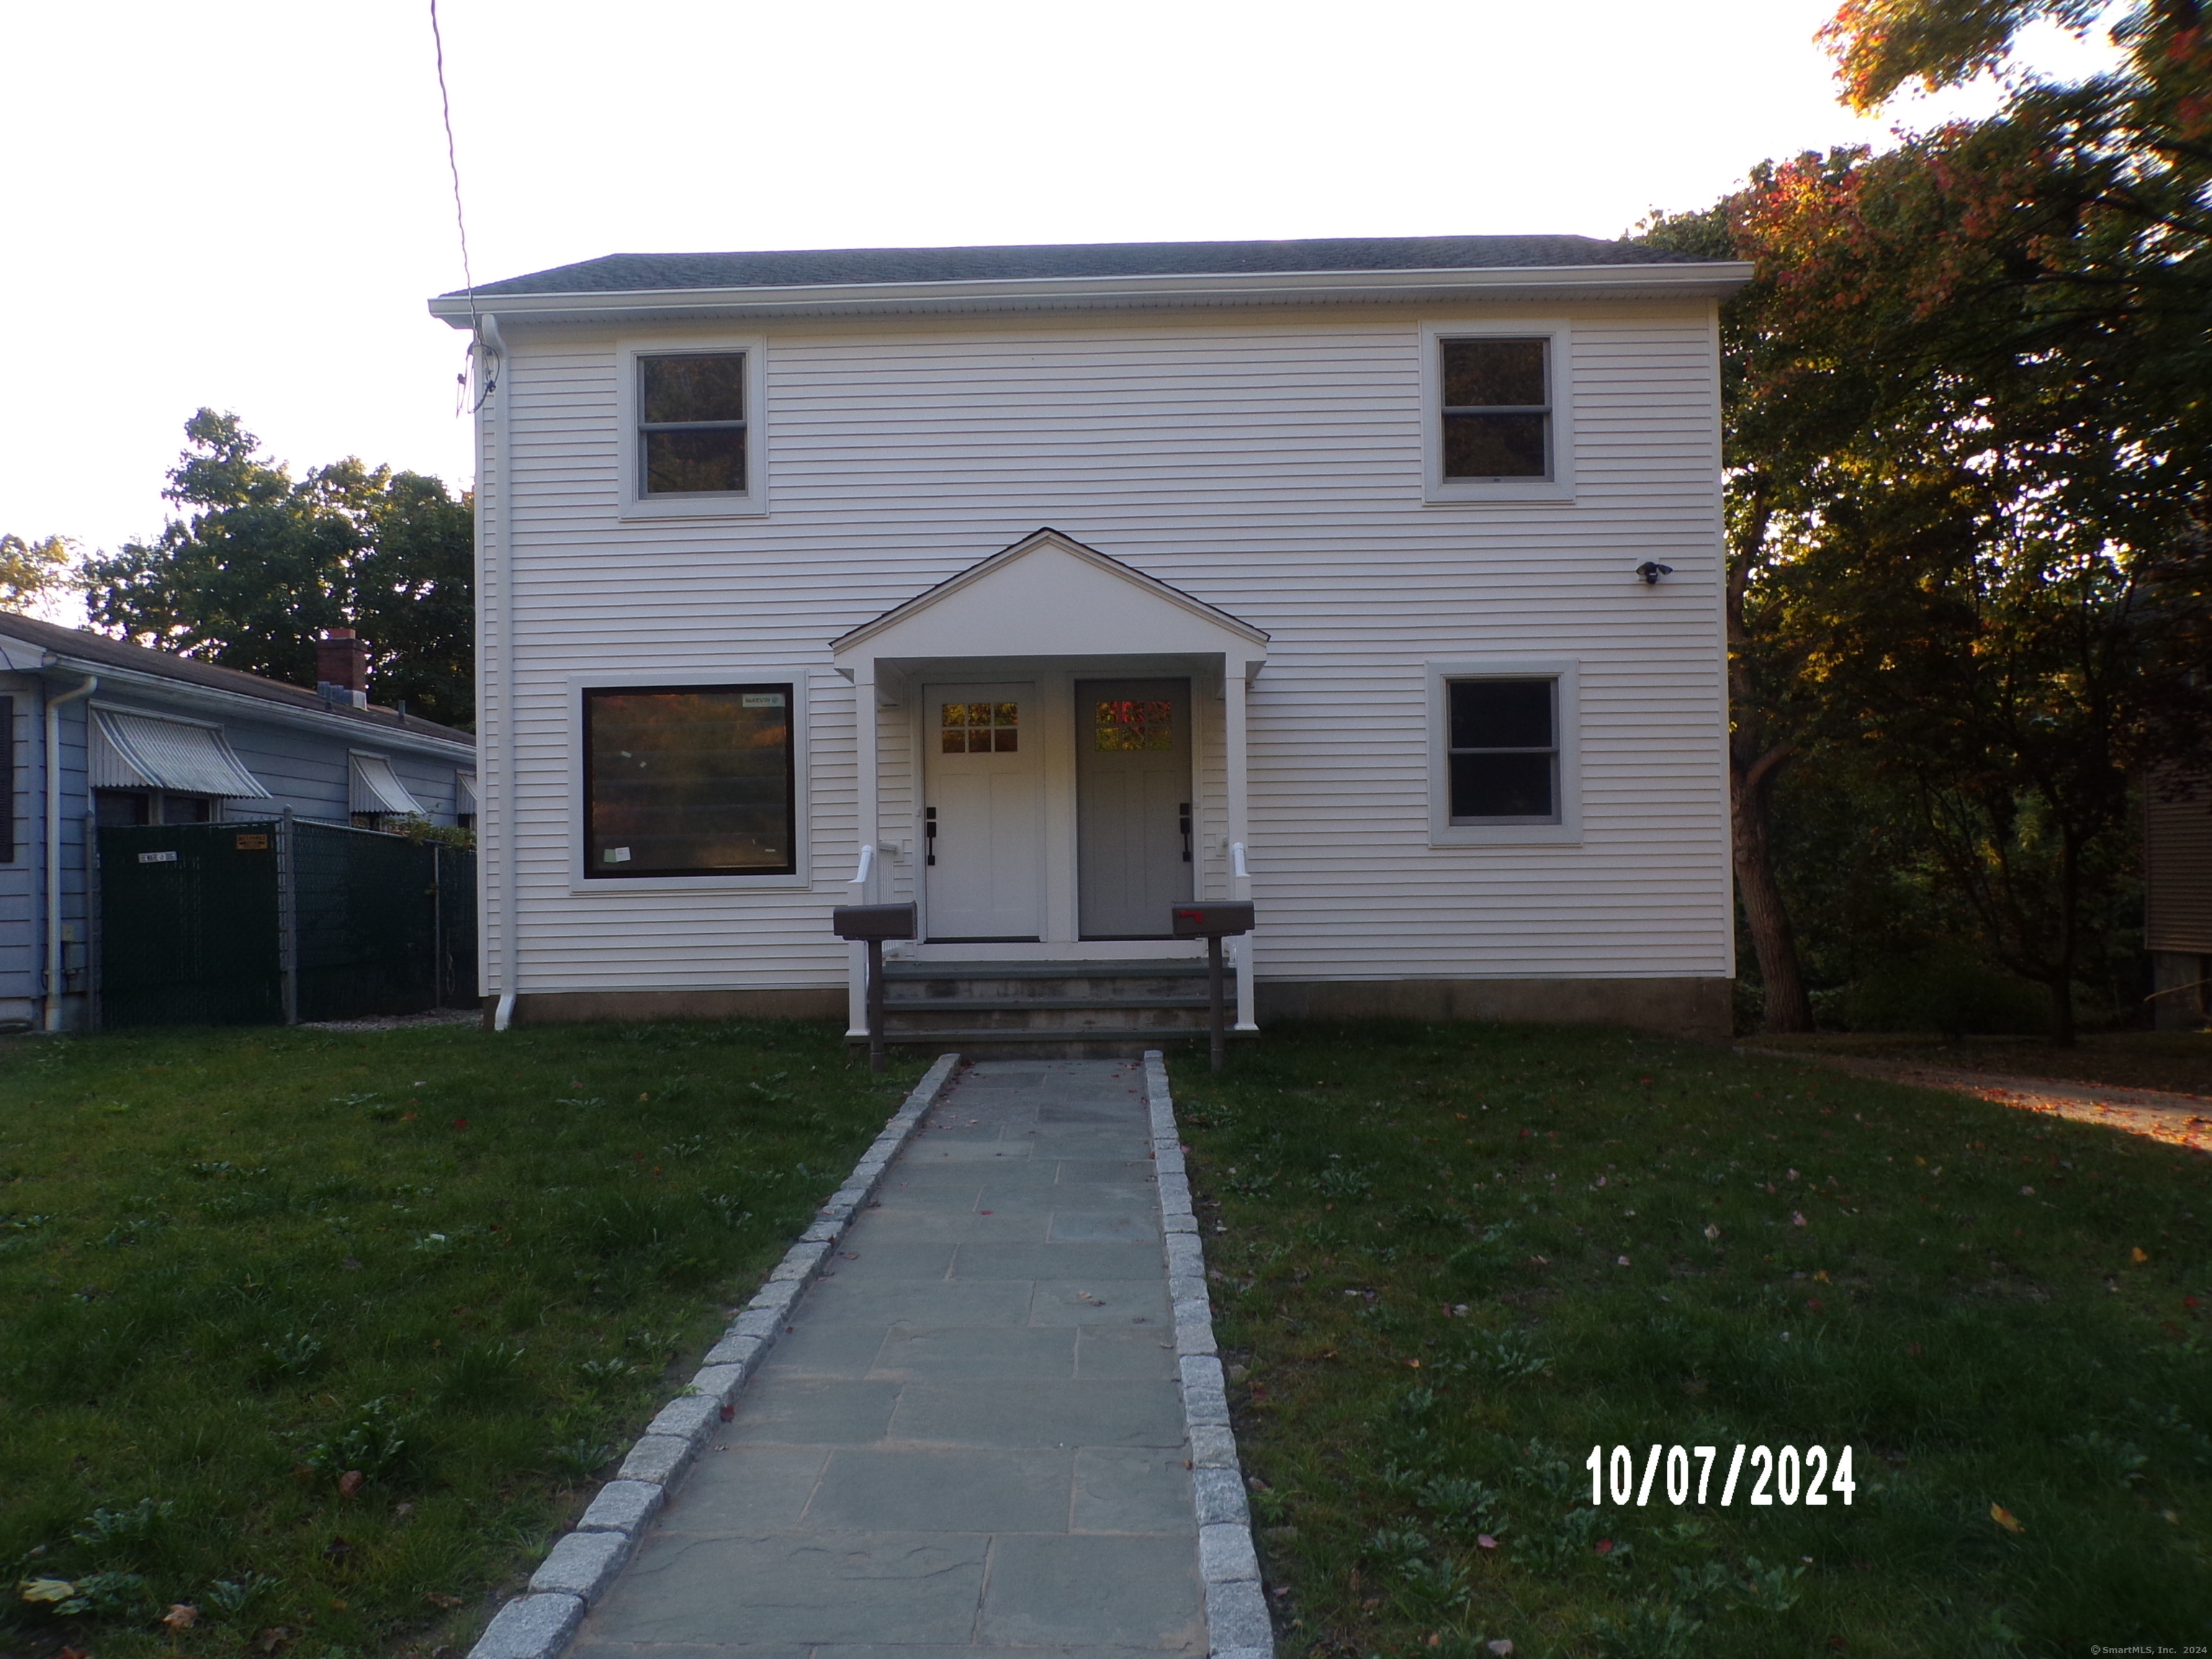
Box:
[1229,841,1256,1030]
[845,845,876,1036]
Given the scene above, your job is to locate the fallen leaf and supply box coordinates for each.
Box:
[1703,1223,1721,1241]
[451,1118,468,1131]
[1991,1503,2024,1534]
[1427,1635,1442,1648]
[162,1603,200,1630]
[719,1403,735,1421]
[19,1579,78,1606]
[1477,1533,1499,1550]
[1792,1211,1809,1228]
[257,1629,295,1654]
[1617,1255,1631,1267]
[1595,1537,1614,1554]
[2132,1247,2149,1264]
[1486,1643,1515,1658]
[425,1591,464,1609]
[1814,1269,1830,1282]
[322,1537,354,1565]
[1807,1298,1824,1311]
[2020,1185,2035,1197]
[338,1469,364,1498]
[1361,1596,1382,1610]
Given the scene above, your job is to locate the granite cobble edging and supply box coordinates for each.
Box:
[1143,1048,1275,1659]
[465,1051,966,1659]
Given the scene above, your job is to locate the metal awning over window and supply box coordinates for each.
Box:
[91,709,271,798]
[455,771,478,814]
[350,753,426,817]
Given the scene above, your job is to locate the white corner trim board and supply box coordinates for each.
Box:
[1145,1049,1276,1659]
[465,1052,965,1659]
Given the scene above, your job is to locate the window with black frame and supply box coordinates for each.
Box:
[639,353,748,496]
[584,685,795,877]
[1440,338,1550,480]
[1447,678,1558,822]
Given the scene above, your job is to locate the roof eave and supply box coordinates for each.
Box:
[428,261,1755,329]
[19,647,475,760]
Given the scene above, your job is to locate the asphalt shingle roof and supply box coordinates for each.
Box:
[0,612,473,745]
[454,234,1708,299]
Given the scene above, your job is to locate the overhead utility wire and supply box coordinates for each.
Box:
[430,0,495,413]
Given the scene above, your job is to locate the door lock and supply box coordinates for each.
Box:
[1179,802,1192,863]
[925,806,937,866]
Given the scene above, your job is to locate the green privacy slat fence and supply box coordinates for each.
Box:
[96,819,477,1028]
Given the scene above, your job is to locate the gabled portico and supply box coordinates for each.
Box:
[831,529,1267,1038]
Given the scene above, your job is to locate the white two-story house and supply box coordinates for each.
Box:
[430,235,1750,1045]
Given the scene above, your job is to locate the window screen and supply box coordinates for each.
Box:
[584,685,796,877]
[1441,338,1550,479]
[639,354,747,495]
[1448,678,1557,821]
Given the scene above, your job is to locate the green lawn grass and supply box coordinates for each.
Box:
[0,1020,925,1659]
[1171,1022,2212,1658]
[1739,1031,2212,1100]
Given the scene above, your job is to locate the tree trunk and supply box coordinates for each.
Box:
[1734,745,1815,1033]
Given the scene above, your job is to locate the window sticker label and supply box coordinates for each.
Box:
[603,847,631,863]
[138,850,179,864]
[742,693,785,708]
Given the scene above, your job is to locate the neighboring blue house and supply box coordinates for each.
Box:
[0,616,476,1032]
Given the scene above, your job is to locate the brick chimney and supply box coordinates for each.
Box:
[316,629,370,708]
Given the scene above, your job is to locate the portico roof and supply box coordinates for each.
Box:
[830,529,1268,677]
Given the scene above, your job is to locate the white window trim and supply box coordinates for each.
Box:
[565,668,811,893]
[616,336,770,521]
[1427,658,1582,846]
[1419,319,1575,505]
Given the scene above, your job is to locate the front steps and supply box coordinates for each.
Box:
[854,958,1251,1058]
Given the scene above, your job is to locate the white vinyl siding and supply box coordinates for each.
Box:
[479,300,1730,994]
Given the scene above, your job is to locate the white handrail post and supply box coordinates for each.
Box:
[1226,660,1257,1033]
[845,844,875,1037]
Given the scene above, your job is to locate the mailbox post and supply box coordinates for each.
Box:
[1169,902,1256,1073]
[831,903,918,1074]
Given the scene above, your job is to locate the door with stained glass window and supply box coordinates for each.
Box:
[1076,678,1193,939]
[921,683,1043,941]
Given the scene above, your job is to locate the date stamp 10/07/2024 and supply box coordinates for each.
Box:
[1588,1443,1855,1509]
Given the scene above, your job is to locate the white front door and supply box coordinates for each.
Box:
[923,683,1044,941]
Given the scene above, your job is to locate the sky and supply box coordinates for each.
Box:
[0,0,2119,603]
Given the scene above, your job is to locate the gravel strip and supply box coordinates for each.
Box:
[1144,1048,1274,1659]
[465,1051,966,1659]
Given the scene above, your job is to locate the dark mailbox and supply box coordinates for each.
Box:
[832,904,918,942]
[1169,902,1254,938]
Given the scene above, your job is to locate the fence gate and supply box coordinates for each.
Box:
[96,822,286,1027]
[97,818,477,1028]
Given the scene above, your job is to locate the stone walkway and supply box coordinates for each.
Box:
[571,1058,1206,1658]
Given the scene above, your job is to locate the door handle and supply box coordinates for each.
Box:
[925,806,937,866]
[1179,802,1192,863]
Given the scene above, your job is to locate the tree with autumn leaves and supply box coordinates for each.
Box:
[1644,0,2212,1040]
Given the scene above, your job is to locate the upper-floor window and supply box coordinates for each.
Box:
[619,338,769,520]
[1420,321,1574,505]
[1442,338,1549,480]
[641,354,747,495]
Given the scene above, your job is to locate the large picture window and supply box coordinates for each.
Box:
[583,684,796,878]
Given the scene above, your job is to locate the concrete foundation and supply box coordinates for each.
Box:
[493,975,1735,1043]
[488,987,846,1027]
[1256,975,1733,1043]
